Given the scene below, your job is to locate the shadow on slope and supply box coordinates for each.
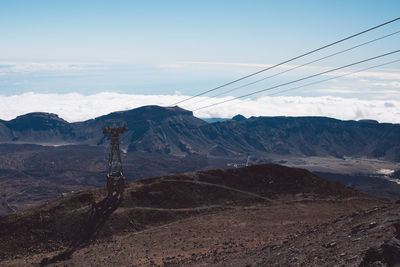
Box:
[40,193,122,265]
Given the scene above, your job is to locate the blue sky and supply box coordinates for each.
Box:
[0,1,400,122]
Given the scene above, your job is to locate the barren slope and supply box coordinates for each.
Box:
[0,164,384,266]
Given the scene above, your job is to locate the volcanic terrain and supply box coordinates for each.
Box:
[1,164,395,266]
[1,105,400,216]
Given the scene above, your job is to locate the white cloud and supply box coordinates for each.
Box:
[174,90,182,95]
[0,92,181,122]
[190,95,400,123]
[0,62,107,75]
[330,70,400,80]
[373,81,400,88]
[159,61,325,72]
[182,61,277,68]
[159,60,400,82]
[0,92,400,124]
[313,88,364,94]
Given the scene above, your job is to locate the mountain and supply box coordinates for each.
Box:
[232,114,246,121]
[0,164,387,266]
[0,143,226,216]
[1,105,400,162]
[2,112,72,144]
[1,105,400,216]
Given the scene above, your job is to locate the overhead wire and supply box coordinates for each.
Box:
[102,57,399,130]
[119,52,399,126]
[215,58,400,115]
[100,19,400,127]
[266,59,400,97]
[192,49,400,111]
[187,29,400,107]
[171,17,400,106]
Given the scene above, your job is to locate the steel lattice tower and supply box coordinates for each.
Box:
[103,120,126,196]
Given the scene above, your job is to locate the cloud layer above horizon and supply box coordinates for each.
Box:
[0,92,399,124]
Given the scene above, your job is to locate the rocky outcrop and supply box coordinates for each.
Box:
[360,222,400,266]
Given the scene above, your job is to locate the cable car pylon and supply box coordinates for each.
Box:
[103,119,127,196]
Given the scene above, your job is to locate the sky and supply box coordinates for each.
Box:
[0,0,400,122]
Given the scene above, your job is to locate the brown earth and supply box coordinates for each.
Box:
[208,203,400,267]
[0,164,387,266]
[0,144,233,216]
[2,143,400,217]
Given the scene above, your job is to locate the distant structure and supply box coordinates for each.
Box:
[245,155,250,167]
[103,119,127,196]
[227,155,250,168]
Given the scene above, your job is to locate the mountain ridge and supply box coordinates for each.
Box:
[1,105,400,161]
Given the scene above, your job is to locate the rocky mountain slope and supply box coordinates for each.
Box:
[0,143,225,216]
[1,105,400,216]
[0,164,390,266]
[1,105,400,161]
[179,203,400,266]
[3,143,399,217]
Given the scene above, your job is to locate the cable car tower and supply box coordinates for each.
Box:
[103,119,127,196]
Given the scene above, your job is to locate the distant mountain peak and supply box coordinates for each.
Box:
[7,112,69,132]
[138,105,193,116]
[104,105,194,120]
[232,114,246,121]
[14,112,66,122]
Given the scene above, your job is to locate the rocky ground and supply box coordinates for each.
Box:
[1,164,394,266]
[4,201,390,267]
[2,143,400,217]
[194,204,400,266]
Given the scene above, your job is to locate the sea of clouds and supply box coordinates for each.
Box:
[0,92,399,123]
